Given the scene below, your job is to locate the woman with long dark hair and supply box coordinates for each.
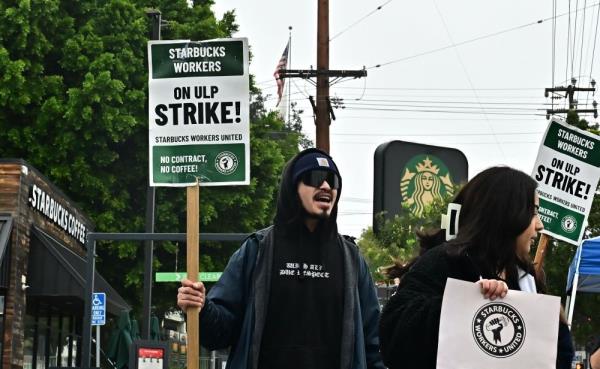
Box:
[379,166,574,369]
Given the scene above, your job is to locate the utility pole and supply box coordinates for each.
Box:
[316,0,330,152]
[277,0,367,154]
[545,78,598,119]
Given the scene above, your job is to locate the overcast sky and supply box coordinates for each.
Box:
[212,0,600,237]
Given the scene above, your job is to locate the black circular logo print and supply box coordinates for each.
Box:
[472,302,526,358]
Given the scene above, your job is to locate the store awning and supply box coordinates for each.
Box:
[0,215,13,288]
[28,227,130,315]
[0,215,12,265]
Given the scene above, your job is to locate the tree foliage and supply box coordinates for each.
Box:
[358,194,453,281]
[0,0,304,316]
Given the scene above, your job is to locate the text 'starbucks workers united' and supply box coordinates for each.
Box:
[148,38,250,186]
[532,117,600,245]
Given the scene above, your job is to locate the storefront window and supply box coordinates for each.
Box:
[23,314,36,369]
[36,316,47,369]
[60,316,72,367]
[0,295,4,364]
[49,316,59,367]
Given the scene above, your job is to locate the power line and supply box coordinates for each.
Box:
[342,106,545,116]
[552,0,557,100]
[330,86,543,91]
[330,0,394,41]
[572,0,580,80]
[262,94,551,107]
[332,140,540,145]
[297,114,543,121]
[343,101,544,111]
[331,131,543,137]
[370,2,600,70]
[567,0,572,94]
[586,1,600,102]
[261,81,545,91]
[578,0,588,81]
[339,98,553,106]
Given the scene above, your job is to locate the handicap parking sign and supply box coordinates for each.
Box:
[91,292,106,326]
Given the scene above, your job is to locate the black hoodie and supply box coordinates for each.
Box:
[259,148,345,369]
[273,148,342,239]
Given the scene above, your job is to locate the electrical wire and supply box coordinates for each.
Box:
[343,101,544,111]
[330,0,394,41]
[331,86,543,90]
[578,0,588,82]
[369,1,600,70]
[552,0,557,112]
[332,98,551,105]
[572,0,580,80]
[586,2,600,103]
[567,0,572,100]
[296,114,542,121]
[331,131,544,137]
[341,106,545,116]
[332,140,540,145]
[590,3,600,77]
[432,0,500,160]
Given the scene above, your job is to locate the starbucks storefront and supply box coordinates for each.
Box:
[0,160,129,369]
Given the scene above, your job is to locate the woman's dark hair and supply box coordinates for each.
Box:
[449,166,539,288]
[384,166,543,289]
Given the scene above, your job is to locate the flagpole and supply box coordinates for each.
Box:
[287,26,292,124]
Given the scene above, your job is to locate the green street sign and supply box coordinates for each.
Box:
[155,272,223,282]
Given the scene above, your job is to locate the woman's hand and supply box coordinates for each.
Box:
[478,279,508,300]
[177,279,206,313]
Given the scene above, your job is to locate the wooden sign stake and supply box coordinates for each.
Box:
[533,233,550,277]
[186,181,200,369]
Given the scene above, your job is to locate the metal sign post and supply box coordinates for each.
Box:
[91,292,106,367]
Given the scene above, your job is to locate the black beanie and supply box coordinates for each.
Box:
[291,151,340,184]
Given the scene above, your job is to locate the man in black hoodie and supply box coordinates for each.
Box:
[177,148,384,369]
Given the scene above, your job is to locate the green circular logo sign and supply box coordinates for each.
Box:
[215,151,239,175]
[561,215,577,233]
[401,155,455,216]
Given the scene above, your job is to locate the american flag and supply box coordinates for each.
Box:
[273,42,289,107]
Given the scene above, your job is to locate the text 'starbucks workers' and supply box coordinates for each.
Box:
[148,38,250,186]
[532,117,600,245]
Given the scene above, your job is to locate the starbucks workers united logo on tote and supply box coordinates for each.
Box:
[401,155,455,216]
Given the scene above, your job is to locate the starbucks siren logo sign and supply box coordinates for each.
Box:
[401,155,455,216]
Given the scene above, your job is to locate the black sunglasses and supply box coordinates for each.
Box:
[300,170,340,189]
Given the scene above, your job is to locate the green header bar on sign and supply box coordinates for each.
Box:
[543,121,600,167]
[151,41,244,79]
[155,272,223,282]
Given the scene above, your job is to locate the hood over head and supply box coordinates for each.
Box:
[274,148,342,238]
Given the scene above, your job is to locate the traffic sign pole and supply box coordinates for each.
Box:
[91,292,106,368]
[96,326,101,368]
